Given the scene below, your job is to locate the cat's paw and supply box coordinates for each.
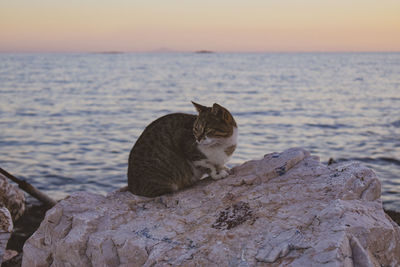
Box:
[222,166,233,174]
[211,169,229,180]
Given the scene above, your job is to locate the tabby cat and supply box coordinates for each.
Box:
[127,102,237,197]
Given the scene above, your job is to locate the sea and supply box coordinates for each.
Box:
[0,52,399,211]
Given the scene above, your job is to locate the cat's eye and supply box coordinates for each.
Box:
[206,129,228,137]
[214,130,228,137]
[206,129,215,135]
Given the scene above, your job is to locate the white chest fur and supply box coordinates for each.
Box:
[197,127,238,166]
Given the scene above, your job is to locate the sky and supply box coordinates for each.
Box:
[0,0,399,53]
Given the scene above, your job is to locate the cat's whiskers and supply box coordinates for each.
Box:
[208,140,223,148]
[198,137,221,147]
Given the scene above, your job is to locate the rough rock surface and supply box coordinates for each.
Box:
[0,173,25,264]
[0,173,25,221]
[22,148,400,266]
[0,207,13,264]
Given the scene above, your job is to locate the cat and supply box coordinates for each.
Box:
[127,102,238,197]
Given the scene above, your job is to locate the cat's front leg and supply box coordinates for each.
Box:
[193,160,230,180]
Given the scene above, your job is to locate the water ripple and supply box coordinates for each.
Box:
[0,52,399,211]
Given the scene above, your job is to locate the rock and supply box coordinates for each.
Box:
[0,173,25,265]
[2,249,18,262]
[0,173,25,221]
[22,148,400,266]
[0,207,13,264]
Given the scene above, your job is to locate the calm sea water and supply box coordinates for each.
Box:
[0,53,399,211]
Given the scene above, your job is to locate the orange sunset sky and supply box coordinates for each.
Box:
[0,0,399,53]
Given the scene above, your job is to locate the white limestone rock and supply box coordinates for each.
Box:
[0,207,13,264]
[22,148,400,266]
[0,173,25,221]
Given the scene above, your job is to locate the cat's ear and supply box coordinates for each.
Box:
[212,103,230,121]
[192,101,208,113]
[212,103,224,115]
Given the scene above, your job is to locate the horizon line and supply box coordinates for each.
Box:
[1,50,399,54]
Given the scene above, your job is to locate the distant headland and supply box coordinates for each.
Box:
[195,50,214,54]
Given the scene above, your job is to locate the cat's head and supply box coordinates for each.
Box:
[192,101,237,145]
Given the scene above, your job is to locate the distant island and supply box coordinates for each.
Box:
[195,50,214,54]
